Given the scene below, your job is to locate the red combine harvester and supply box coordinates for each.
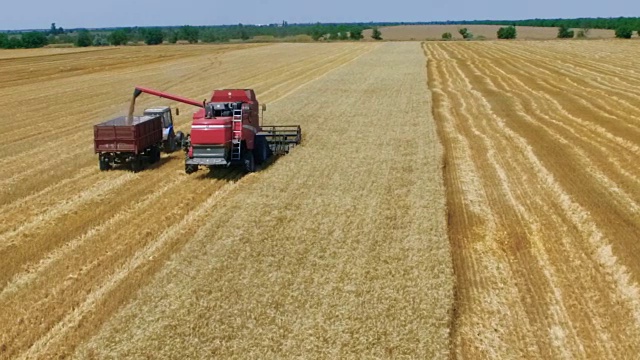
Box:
[132,86,301,174]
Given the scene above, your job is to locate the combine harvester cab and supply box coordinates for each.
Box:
[132,86,301,174]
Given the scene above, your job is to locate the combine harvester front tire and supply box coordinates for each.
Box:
[243,151,256,173]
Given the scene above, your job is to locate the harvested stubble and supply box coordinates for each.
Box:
[74,42,454,358]
[426,40,640,359]
[0,42,453,358]
[0,42,395,358]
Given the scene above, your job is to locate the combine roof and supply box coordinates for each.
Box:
[210,89,256,103]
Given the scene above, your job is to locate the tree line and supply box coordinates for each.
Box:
[441,17,640,31]
[434,17,640,39]
[0,23,375,49]
[441,26,517,40]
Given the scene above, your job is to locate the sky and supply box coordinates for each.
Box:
[1,0,639,30]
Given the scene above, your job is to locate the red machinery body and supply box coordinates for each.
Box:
[93,115,164,172]
[189,89,260,151]
[94,115,163,155]
[132,86,300,173]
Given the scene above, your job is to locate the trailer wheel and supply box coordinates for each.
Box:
[131,156,143,173]
[99,158,111,171]
[185,164,197,174]
[243,150,255,173]
[149,146,161,164]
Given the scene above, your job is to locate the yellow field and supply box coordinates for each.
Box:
[2,39,640,359]
[0,43,452,358]
[426,40,640,358]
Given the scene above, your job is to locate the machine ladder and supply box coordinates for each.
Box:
[231,109,243,161]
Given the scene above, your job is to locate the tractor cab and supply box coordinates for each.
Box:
[144,106,182,152]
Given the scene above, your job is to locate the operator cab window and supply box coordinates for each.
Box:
[162,112,171,127]
[209,103,236,117]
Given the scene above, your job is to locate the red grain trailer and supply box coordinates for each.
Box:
[94,115,163,172]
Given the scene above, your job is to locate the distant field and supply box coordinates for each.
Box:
[0,47,109,59]
[364,25,615,40]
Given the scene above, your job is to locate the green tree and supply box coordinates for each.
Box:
[200,29,214,43]
[108,29,129,46]
[349,27,363,40]
[615,26,633,38]
[458,28,473,39]
[5,37,24,49]
[167,30,178,44]
[93,34,109,46]
[48,22,64,35]
[557,24,574,38]
[309,26,325,41]
[21,32,49,48]
[75,30,92,47]
[372,27,382,40]
[57,33,73,44]
[179,26,199,43]
[338,31,349,40]
[239,28,250,41]
[497,26,517,39]
[144,28,164,45]
[442,32,452,40]
[576,28,590,38]
[0,33,8,48]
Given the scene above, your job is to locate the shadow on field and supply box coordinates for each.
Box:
[103,155,173,173]
[191,153,285,181]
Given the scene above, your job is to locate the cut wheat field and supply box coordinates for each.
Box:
[426,40,640,358]
[0,42,453,358]
[3,39,640,359]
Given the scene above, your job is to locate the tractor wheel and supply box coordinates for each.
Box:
[131,156,143,173]
[243,150,255,173]
[175,131,185,149]
[165,134,176,153]
[148,147,160,164]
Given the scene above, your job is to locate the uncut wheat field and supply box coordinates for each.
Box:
[0,42,452,358]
